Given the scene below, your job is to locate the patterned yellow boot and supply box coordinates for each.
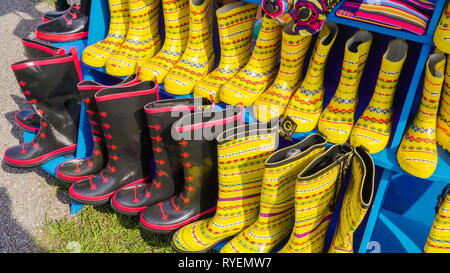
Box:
[279,144,354,253]
[220,134,327,253]
[253,21,312,123]
[318,30,373,144]
[220,15,283,106]
[164,0,215,95]
[82,0,130,67]
[350,39,408,154]
[171,122,278,253]
[424,184,450,253]
[437,56,450,153]
[397,53,446,179]
[106,0,161,77]
[283,21,338,132]
[434,1,450,55]
[139,0,190,83]
[193,2,258,103]
[328,146,375,253]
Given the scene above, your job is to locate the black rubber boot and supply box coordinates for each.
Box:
[36,0,91,42]
[56,74,140,183]
[140,106,244,234]
[111,98,213,216]
[4,49,83,168]
[69,81,159,205]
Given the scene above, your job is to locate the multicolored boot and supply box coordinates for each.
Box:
[434,1,450,54]
[397,53,446,179]
[106,0,161,76]
[193,2,259,103]
[318,30,373,144]
[139,0,190,83]
[279,144,353,253]
[82,0,130,68]
[437,56,450,153]
[164,0,215,95]
[220,134,327,253]
[424,184,450,253]
[350,39,408,154]
[220,15,283,106]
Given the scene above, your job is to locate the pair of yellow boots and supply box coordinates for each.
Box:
[171,129,375,253]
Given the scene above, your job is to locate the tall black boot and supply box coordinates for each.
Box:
[69,81,159,205]
[111,97,213,215]
[4,49,83,168]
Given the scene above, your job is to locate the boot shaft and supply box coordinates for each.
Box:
[161,0,190,47]
[107,0,130,32]
[22,38,66,58]
[127,0,160,30]
[250,15,283,65]
[187,0,214,50]
[424,184,450,253]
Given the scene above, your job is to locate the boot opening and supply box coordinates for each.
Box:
[266,134,326,164]
[217,1,248,13]
[283,21,299,36]
[348,30,372,53]
[322,22,338,46]
[385,39,408,62]
[95,81,157,99]
[428,53,445,78]
[192,0,206,6]
[301,144,352,177]
[355,146,374,207]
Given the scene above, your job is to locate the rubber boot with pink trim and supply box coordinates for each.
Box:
[140,106,244,234]
[4,49,83,168]
[69,81,159,205]
[111,97,212,215]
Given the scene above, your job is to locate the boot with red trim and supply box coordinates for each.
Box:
[4,49,83,168]
[36,0,91,42]
[69,81,159,205]
[56,74,140,184]
[140,106,244,234]
[111,97,212,215]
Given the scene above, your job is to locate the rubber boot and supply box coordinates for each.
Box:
[220,134,328,253]
[140,106,244,234]
[397,54,446,179]
[279,144,354,253]
[36,0,91,42]
[164,0,215,95]
[318,30,373,144]
[82,0,130,68]
[437,56,450,153]
[220,15,282,106]
[69,81,159,205]
[139,0,190,83]
[283,21,338,132]
[434,1,450,54]
[193,2,259,103]
[424,184,450,253]
[253,21,312,123]
[4,50,83,168]
[111,97,212,215]
[106,0,161,76]
[56,74,140,184]
[328,146,374,253]
[350,39,408,154]
[171,121,279,253]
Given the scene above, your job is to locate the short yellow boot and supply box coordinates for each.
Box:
[220,15,283,106]
[318,30,373,144]
[397,53,446,179]
[328,146,374,253]
[106,0,162,76]
[171,122,279,253]
[350,39,408,154]
[437,56,450,153]
[164,0,215,95]
[253,21,313,123]
[220,134,327,253]
[434,1,450,54]
[279,144,354,253]
[139,0,190,83]
[82,0,130,67]
[283,21,338,132]
[193,2,259,103]
[424,184,450,253]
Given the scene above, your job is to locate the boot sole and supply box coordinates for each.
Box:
[36,30,88,42]
[55,165,93,184]
[109,195,146,216]
[170,236,233,254]
[3,145,77,168]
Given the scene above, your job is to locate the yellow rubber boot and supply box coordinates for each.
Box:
[397,53,446,179]
[171,122,278,253]
[350,39,408,154]
[82,0,130,67]
[193,2,259,103]
[253,21,313,123]
[434,1,450,54]
[437,56,450,153]
[283,21,338,132]
[318,30,373,144]
[220,15,282,106]
[279,144,354,253]
[424,184,450,253]
[139,0,190,83]
[328,146,374,253]
[164,0,215,95]
[220,134,327,253]
[106,0,162,77]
